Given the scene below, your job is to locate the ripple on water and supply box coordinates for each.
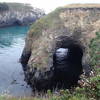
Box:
[0,26,32,97]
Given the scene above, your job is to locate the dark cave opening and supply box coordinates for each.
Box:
[13,20,21,25]
[52,37,84,89]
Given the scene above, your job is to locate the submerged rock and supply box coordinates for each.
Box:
[21,4,100,91]
[0,3,45,27]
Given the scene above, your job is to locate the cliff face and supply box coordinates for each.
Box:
[21,4,100,90]
[0,3,45,27]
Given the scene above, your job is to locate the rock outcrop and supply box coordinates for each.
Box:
[21,4,100,91]
[0,3,45,27]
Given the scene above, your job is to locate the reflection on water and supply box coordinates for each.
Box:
[0,26,32,97]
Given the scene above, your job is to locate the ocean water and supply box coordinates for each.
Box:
[0,26,32,97]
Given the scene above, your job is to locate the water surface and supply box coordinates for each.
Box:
[0,26,32,97]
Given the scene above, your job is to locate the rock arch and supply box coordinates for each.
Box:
[52,36,84,89]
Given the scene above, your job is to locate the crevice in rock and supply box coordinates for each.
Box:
[20,51,31,71]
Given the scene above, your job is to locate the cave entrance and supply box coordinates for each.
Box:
[52,36,84,88]
[13,20,21,25]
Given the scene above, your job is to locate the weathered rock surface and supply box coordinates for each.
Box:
[0,3,45,27]
[21,4,100,91]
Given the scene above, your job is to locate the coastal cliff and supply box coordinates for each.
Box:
[0,3,45,27]
[21,4,100,92]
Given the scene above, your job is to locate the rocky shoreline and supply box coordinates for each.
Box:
[0,3,45,27]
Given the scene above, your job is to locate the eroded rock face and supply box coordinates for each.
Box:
[21,4,100,91]
[0,3,45,27]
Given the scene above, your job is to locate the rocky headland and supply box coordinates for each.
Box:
[0,3,45,27]
[21,4,100,91]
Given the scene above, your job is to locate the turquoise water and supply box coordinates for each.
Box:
[0,26,32,97]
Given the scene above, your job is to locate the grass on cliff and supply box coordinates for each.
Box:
[30,7,64,37]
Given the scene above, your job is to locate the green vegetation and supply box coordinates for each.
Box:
[89,32,100,72]
[30,7,64,37]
